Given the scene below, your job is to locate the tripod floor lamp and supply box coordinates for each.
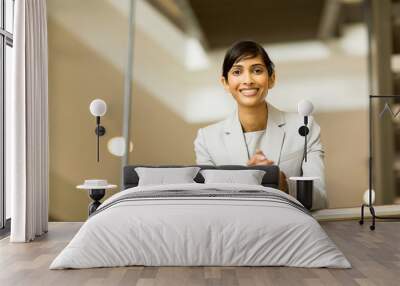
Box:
[359,95,400,230]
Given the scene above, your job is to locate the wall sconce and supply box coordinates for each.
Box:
[89,99,107,162]
[297,99,314,162]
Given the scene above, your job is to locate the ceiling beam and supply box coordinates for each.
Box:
[174,0,209,49]
[318,0,342,40]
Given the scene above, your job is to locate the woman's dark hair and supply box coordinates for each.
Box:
[222,40,275,80]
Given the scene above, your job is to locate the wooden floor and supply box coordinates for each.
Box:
[0,221,399,286]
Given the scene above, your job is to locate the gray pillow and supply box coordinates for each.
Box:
[135,167,201,186]
[200,169,266,185]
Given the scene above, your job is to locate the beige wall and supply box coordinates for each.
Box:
[315,111,368,208]
[48,18,205,221]
[48,1,369,221]
[49,20,123,221]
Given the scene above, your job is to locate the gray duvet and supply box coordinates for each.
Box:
[50,183,351,269]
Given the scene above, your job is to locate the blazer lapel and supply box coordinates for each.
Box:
[223,111,249,165]
[223,104,286,165]
[259,104,286,164]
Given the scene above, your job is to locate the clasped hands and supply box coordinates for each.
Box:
[246,149,274,166]
[247,149,288,193]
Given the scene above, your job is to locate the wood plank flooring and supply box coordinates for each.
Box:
[0,221,399,286]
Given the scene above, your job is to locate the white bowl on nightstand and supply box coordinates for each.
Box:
[77,179,117,190]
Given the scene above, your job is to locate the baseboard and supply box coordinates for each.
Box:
[313,204,400,221]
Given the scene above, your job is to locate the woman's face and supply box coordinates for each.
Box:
[221,55,275,108]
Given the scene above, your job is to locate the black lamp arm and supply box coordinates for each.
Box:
[94,116,106,162]
[304,129,308,162]
[298,116,310,163]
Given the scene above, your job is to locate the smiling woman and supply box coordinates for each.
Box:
[194,40,327,210]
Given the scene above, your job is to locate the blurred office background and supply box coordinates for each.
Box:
[47,0,399,221]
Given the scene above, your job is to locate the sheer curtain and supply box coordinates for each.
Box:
[8,0,49,242]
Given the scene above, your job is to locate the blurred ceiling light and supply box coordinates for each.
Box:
[107,137,133,157]
[185,37,210,71]
[339,24,368,56]
[265,41,331,62]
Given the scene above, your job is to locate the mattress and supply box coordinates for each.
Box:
[50,183,350,269]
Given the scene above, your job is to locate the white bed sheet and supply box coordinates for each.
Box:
[50,183,350,269]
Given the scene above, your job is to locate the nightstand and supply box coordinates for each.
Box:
[77,180,117,215]
[289,177,319,210]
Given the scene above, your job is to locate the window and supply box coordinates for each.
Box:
[0,0,14,232]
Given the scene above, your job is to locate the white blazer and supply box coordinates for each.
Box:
[194,103,327,210]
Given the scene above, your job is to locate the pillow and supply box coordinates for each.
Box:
[200,169,266,185]
[135,167,201,186]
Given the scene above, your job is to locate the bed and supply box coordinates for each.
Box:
[50,165,350,269]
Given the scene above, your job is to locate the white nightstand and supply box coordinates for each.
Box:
[77,180,117,215]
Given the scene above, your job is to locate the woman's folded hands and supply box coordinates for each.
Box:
[247,149,274,166]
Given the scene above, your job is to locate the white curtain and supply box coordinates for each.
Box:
[8,0,49,242]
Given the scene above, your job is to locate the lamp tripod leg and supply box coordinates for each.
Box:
[359,204,365,225]
[369,205,376,230]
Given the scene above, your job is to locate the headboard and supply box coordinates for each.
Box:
[123,165,280,190]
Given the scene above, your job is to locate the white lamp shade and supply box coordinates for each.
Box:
[363,189,375,205]
[90,99,107,117]
[297,100,314,116]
